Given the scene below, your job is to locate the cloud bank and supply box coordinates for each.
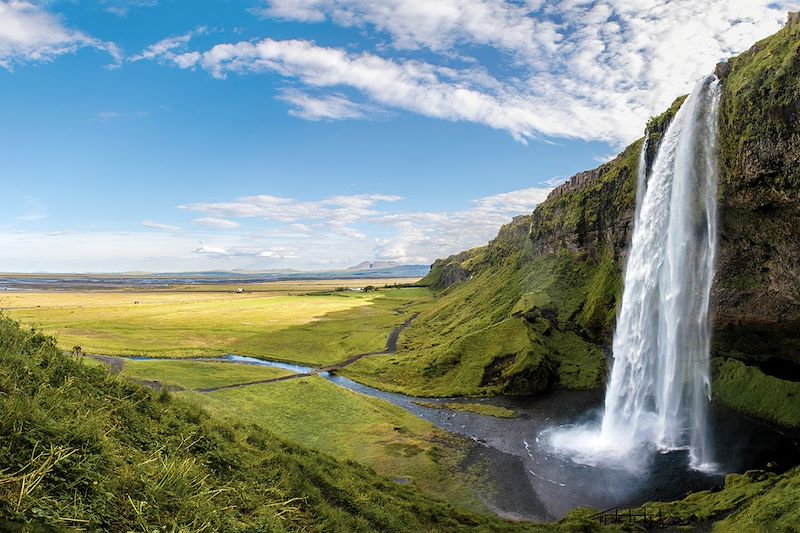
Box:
[3,187,550,271]
[138,0,796,144]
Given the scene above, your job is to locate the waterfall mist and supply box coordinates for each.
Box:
[550,76,722,471]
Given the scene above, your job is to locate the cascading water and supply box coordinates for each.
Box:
[551,75,721,471]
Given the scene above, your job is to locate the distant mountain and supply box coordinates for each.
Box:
[347,260,401,271]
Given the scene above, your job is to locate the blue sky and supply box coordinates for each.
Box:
[0,0,795,272]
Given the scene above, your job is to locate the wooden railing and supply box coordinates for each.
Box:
[589,506,662,526]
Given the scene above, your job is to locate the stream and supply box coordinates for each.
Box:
[125,354,800,521]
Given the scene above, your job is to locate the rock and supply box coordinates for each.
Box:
[715,60,730,80]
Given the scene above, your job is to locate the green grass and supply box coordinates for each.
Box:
[105,356,500,513]
[246,287,432,365]
[711,358,800,429]
[345,251,607,397]
[0,315,545,532]
[414,401,516,418]
[714,468,800,532]
[1,286,432,367]
[719,19,800,198]
[191,377,491,512]
[120,359,293,390]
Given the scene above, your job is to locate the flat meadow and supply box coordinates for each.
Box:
[0,278,429,366]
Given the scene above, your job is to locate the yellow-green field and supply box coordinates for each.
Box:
[1,281,431,366]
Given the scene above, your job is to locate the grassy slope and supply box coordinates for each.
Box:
[192,377,490,512]
[0,316,546,532]
[2,287,432,366]
[712,358,800,429]
[107,356,511,513]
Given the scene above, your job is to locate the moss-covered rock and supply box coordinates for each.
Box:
[712,16,800,366]
[711,357,800,429]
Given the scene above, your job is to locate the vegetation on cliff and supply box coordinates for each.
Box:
[712,15,800,364]
[562,467,800,532]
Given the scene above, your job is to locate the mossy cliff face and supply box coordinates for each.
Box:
[713,16,800,365]
[385,18,800,419]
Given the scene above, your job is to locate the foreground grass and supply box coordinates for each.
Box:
[192,376,490,512]
[1,285,432,366]
[121,359,293,390]
[0,316,544,532]
[104,356,497,513]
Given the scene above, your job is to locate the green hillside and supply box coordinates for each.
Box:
[0,316,546,532]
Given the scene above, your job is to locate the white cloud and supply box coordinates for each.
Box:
[103,1,158,18]
[257,0,558,57]
[129,27,206,63]
[142,220,180,231]
[180,193,403,226]
[194,243,229,255]
[105,7,129,17]
[95,110,148,121]
[193,217,240,230]
[0,1,121,69]
[369,186,550,263]
[179,188,549,266]
[138,0,796,144]
[277,89,374,120]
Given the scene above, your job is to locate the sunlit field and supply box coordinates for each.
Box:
[0,280,430,365]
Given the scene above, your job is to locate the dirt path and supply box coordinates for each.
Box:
[84,354,124,374]
[195,372,313,393]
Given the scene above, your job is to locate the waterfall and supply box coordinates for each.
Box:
[551,76,721,471]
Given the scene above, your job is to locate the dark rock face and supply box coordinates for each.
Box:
[530,161,630,257]
[712,19,800,360]
[426,253,472,289]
